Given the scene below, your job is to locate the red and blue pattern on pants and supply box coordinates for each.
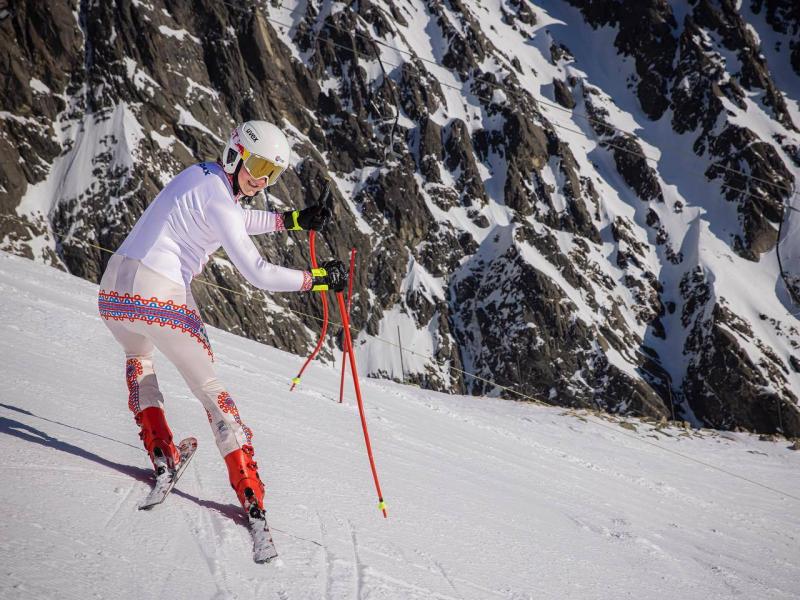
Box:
[217,392,254,445]
[125,358,143,416]
[99,290,213,359]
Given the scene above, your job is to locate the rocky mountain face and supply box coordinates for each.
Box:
[2,0,799,436]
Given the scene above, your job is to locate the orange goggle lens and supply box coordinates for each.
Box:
[242,150,285,185]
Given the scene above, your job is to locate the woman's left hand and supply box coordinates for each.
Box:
[284,205,331,231]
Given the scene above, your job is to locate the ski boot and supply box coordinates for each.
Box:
[225,445,277,562]
[136,406,181,472]
[225,445,265,517]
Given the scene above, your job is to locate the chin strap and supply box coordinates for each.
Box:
[217,160,245,202]
[232,161,244,200]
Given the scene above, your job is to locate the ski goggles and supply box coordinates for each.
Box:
[241,149,285,185]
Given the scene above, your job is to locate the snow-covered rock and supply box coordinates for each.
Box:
[1,0,798,434]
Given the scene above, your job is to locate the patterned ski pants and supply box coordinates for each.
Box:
[98,254,253,457]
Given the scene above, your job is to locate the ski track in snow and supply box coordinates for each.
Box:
[1,252,799,599]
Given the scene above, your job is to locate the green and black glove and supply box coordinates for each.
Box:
[310,260,348,292]
[284,205,331,231]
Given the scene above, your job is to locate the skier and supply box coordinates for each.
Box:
[97,120,347,525]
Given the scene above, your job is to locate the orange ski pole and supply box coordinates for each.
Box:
[338,247,356,403]
[335,289,388,518]
[290,230,329,391]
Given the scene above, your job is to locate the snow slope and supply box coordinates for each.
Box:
[0,251,798,600]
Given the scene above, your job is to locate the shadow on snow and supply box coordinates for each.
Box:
[0,402,245,525]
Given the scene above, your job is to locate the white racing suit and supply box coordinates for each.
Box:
[98,161,311,510]
[100,255,248,456]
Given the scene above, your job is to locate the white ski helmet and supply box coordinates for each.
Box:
[221,120,291,186]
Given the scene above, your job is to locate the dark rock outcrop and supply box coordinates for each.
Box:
[2,0,798,437]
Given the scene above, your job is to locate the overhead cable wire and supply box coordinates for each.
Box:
[250,10,798,206]
[125,0,800,200]
[257,1,798,199]
[776,182,800,307]
[20,0,792,204]
[0,212,549,406]
[5,0,800,506]
[4,0,797,341]
[585,414,800,503]
[5,215,800,504]
[4,217,800,502]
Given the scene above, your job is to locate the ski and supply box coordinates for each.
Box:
[138,437,198,510]
[248,506,278,563]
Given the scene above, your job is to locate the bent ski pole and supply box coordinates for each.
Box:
[316,198,387,516]
[290,183,333,391]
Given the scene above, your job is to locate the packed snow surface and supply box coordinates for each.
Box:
[0,252,798,599]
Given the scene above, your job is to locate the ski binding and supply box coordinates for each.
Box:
[138,437,197,510]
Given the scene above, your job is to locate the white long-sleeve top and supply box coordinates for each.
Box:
[117,161,309,291]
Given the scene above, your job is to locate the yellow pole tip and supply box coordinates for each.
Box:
[378,501,387,511]
[291,377,301,384]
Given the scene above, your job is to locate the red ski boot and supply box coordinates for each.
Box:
[226,446,277,562]
[225,445,265,517]
[136,407,181,471]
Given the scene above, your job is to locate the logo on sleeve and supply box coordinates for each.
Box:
[199,162,212,176]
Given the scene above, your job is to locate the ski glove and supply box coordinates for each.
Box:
[284,205,331,231]
[311,259,348,292]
